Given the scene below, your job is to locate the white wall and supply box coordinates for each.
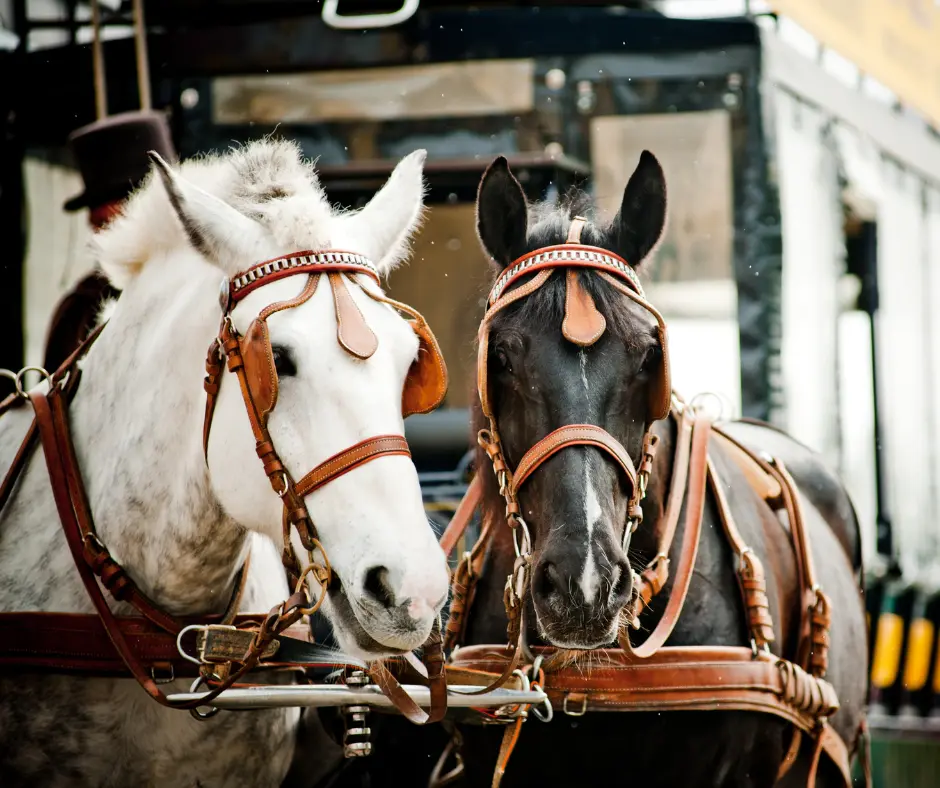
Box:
[874,161,935,578]
[773,90,843,471]
[22,156,96,368]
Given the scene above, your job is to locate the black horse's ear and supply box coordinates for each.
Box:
[476,156,528,268]
[608,150,667,267]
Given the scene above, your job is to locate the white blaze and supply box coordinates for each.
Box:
[581,456,603,602]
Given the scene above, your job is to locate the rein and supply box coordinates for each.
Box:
[435,221,865,788]
[0,249,449,725]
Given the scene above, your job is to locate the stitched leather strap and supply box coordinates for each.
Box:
[44,388,184,634]
[707,456,776,650]
[295,436,411,497]
[633,407,694,618]
[510,423,637,496]
[368,618,448,725]
[439,475,483,558]
[619,414,710,658]
[449,645,851,788]
[492,717,524,788]
[0,612,320,675]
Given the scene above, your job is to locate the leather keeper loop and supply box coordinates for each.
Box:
[263,459,285,477]
[255,441,276,459]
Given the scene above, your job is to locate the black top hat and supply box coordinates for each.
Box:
[63,110,177,212]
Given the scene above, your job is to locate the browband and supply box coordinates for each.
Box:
[489,244,644,305]
[222,250,380,309]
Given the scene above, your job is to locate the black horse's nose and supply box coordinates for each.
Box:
[533,549,632,612]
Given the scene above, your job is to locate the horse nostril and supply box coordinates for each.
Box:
[536,561,566,599]
[363,566,397,609]
[610,559,633,603]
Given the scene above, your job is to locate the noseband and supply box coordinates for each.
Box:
[203,250,448,599]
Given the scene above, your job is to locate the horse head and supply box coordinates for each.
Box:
[92,140,449,659]
[473,151,669,649]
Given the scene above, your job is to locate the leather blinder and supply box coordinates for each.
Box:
[239,318,278,425]
[403,317,449,418]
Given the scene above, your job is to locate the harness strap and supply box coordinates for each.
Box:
[710,426,832,678]
[633,406,694,618]
[46,387,185,633]
[0,612,320,675]
[443,518,490,652]
[706,456,776,651]
[26,384,310,708]
[619,414,710,658]
[439,475,482,558]
[0,417,37,512]
[492,716,524,788]
[367,618,448,725]
[448,647,852,787]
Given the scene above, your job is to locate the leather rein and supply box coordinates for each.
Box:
[0,250,447,725]
[434,223,866,788]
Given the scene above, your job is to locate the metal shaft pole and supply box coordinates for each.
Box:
[90,0,107,119]
[131,0,151,111]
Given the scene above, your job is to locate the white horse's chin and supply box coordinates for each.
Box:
[324,590,437,661]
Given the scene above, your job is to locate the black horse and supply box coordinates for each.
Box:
[313,152,869,788]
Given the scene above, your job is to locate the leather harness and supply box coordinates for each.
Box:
[0,250,449,724]
[434,221,868,788]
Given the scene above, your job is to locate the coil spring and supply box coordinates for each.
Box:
[343,671,372,757]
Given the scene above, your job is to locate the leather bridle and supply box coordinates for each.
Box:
[203,249,447,599]
[443,218,672,679]
[0,248,450,725]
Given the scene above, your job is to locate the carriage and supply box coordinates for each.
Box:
[2,2,939,786]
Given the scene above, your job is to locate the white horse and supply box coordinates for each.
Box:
[0,139,450,786]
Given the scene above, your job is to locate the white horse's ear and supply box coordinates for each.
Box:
[337,149,427,275]
[148,151,271,270]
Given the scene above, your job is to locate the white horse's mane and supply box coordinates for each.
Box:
[91,138,408,292]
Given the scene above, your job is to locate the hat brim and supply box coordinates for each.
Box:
[63,184,133,213]
[63,192,90,212]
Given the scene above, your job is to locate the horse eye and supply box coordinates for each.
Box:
[271,345,296,377]
[639,345,661,375]
[494,348,512,374]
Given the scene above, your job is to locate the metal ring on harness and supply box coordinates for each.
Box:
[188,675,222,720]
[295,551,331,616]
[527,655,553,722]
[15,367,51,399]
